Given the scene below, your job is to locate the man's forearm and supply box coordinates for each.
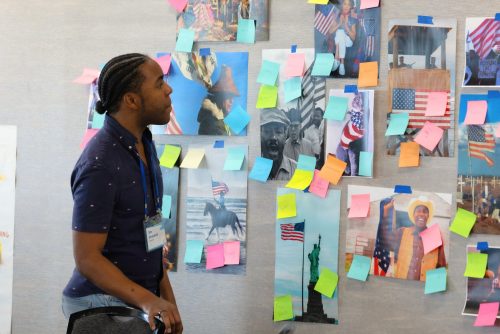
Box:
[160,269,177,305]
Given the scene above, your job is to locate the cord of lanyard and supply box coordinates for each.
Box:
[138,142,161,220]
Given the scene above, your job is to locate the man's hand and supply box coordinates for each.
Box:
[383,199,395,218]
[142,296,182,334]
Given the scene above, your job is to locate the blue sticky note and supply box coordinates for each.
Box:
[223,105,250,134]
[91,112,105,129]
[291,45,297,53]
[477,241,489,251]
[496,13,500,21]
[488,96,500,123]
[257,60,280,86]
[311,53,335,76]
[237,18,256,44]
[358,151,373,177]
[344,85,358,94]
[213,140,224,148]
[162,195,172,219]
[175,28,195,52]
[224,147,246,171]
[425,267,447,294]
[297,154,316,171]
[418,15,433,24]
[249,157,273,182]
[385,113,409,136]
[199,48,211,56]
[347,255,371,281]
[324,96,349,120]
[184,240,204,263]
[284,77,302,103]
[394,185,412,194]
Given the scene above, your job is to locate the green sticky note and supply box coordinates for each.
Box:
[223,147,245,171]
[91,112,105,129]
[464,252,488,278]
[450,208,477,238]
[324,96,349,120]
[175,28,195,52]
[385,113,409,136]
[311,53,335,76]
[314,267,339,298]
[184,240,204,263]
[257,60,280,86]
[277,193,297,219]
[273,295,294,322]
[284,77,302,103]
[256,85,278,108]
[358,151,373,177]
[236,18,256,44]
[162,195,172,218]
[425,267,447,294]
[159,145,181,168]
[347,255,371,281]
[297,154,316,171]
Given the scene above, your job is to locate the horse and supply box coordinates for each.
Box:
[204,202,244,241]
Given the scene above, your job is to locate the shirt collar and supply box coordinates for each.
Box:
[102,114,153,148]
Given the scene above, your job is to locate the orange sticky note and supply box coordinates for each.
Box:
[285,53,305,77]
[425,92,448,116]
[419,224,443,254]
[155,54,171,75]
[318,154,347,185]
[348,194,370,218]
[358,62,378,87]
[309,170,329,198]
[80,129,99,149]
[414,121,444,151]
[73,68,100,84]
[399,142,420,167]
[465,100,488,125]
[223,241,240,265]
[360,0,380,9]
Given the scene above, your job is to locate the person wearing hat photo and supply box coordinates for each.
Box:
[197,65,240,135]
[283,108,315,163]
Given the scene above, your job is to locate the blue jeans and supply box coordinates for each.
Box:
[61,294,129,318]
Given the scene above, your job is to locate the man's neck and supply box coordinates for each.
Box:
[111,111,146,143]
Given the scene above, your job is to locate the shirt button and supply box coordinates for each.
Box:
[128,146,132,150]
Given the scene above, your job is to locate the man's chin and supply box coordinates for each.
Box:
[265,150,281,161]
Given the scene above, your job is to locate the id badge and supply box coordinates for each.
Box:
[143,212,165,252]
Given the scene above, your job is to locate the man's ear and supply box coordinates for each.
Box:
[122,92,142,111]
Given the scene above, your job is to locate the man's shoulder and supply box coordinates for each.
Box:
[76,130,122,172]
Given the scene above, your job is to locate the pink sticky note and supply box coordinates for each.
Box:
[80,129,99,149]
[360,0,380,9]
[285,53,306,77]
[419,224,443,254]
[496,124,500,138]
[206,243,225,270]
[309,170,329,198]
[348,194,370,218]
[223,241,240,265]
[425,92,448,116]
[168,0,187,12]
[155,54,171,75]
[474,302,499,327]
[465,100,488,125]
[73,68,100,84]
[414,121,444,151]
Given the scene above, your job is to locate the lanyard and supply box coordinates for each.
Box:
[138,142,161,219]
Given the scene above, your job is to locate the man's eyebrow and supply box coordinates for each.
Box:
[156,75,164,82]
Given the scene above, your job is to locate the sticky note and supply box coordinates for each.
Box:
[180,148,205,168]
[175,28,195,52]
[286,170,314,190]
[348,194,370,218]
[213,140,224,148]
[418,15,433,24]
[496,124,500,138]
[319,154,347,185]
[360,0,380,9]
[311,53,335,76]
[419,224,442,254]
[399,142,420,167]
[249,157,273,182]
[414,121,444,151]
[450,208,477,238]
[385,113,409,136]
[237,18,256,44]
[168,0,187,12]
[358,151,373,177]
[224,105,250,134]
[394,185,412,194]
[256,85,278,108]
[80,129,99,149]
[297,154,316,171]
[159,145,181,168]
[496,13,500,21]
[474,302,500,327]
[284,77,302,103]
[285,53,306,77]
[314,268,339,298]
[199,48,211,56]
[223,147,245,171]
[347,255,371,281]
[223,241,240,265]
[344,85,358,94]
[477,241,489,251]
[91,112,105,129]
[324,96,349,121]
[308,0,329,4]
[206,243,225,269]
[277,193,297,219]
[290,44,297,53]
[425,267,447,294]
[155,54,171,75]
[274,295,294,322]
[73,68,100,84]
[257,60,280,86]
[358,61,378,87]
[309,170,329,198]
[424,92,448,116]
[184,240,204,263]
[465,100,488,125]
[464,252,488,278]
[162,195,172,218]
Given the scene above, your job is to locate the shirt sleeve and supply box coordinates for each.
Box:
[71,163,117,233]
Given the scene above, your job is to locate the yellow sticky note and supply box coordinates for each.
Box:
[308,0,329,4]
[180,148,205,169]
[358,61,378,87]
[256,85,278,109]
[274,295,294,322]
[318,154,347,185]
[314,268,339,298]
[159,145,181,168]
[464,252,488,278]
[399,142,420,167]
[277,193,297,219]
[285,169,314,190]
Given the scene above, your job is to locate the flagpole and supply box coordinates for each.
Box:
[301,220,305,317]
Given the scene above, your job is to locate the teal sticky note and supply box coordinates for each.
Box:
[236,18,256,44]
[224,147,245,171]
[311,53,335,76]
[358,151,373,177]
[91,112,105,129]
[249,157,273,182]
[385,113,409,136]
[347,255,371,281]
[297,154,316,171]
[175,28,195,52]
[284,77,302,103]
[324,96,349,120]
[184,240,204,263]
[257,60,280,86]
[425,267,447,294]
[223,105,250,135]
[162,195,172,218]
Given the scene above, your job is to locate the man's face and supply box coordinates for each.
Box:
[222,96,233,114]
[289,122,300,142]
[413,205,429,229]
[399,56,404,64]
[261,122,287,161]
[312,111,322,127]
[138,60,173,125]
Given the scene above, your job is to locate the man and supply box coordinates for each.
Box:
[398,56,410,68]
[62,53,182,333]
[283,109,314,162]
[303,107,325,158]
[428,56,438,69]
[261,108,296,180]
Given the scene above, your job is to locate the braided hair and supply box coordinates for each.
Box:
[95,53,150,115]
